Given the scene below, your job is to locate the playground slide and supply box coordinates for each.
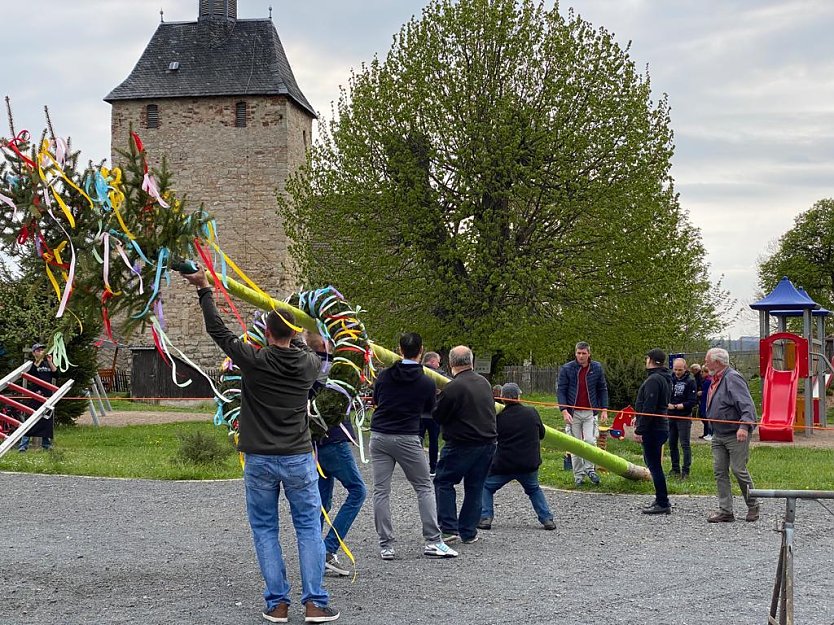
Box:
[759,365,798,443]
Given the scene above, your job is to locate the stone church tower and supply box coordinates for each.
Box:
[105,0,315,366]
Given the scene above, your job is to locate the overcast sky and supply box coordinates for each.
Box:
[3,0,833,338]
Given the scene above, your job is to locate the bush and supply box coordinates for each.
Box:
[601,356,648,410]
[173,430,235,465]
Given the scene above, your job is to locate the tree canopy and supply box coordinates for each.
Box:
[280,0,726,362]
[758,198,834,309]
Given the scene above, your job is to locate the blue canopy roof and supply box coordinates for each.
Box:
[750,277,819,311]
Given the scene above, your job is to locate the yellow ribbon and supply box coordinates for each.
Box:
[36,139,94,228]
[103,166,135,240]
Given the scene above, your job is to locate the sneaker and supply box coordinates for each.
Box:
[441,532,459,543]
[703,434,713,441]
[424,542,458,558]
[429,472,436,478]
[641,500,658,510]
[746,505,760,522]
[707,510,735,523]
[542,519,557,531]
[679,472,689,481]
[669,469,681,478]
[325,552,350,576]
[642,503,672,515]
[574,478,584,487]
[305,602,340,623]
[461,535,479,544]
[380,548,395,560]
[263,603,289,623]
[477,517,492,530]
[587,471,601,485]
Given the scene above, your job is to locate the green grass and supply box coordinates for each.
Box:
[0,421,241,479]
[1,393,830,490]
[530,392,834,495]
[106,393,216,413]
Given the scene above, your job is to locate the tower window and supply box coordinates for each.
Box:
[235,102,247,128]
[146,104,159,129]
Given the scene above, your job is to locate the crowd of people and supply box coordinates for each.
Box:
[179,266,760,624]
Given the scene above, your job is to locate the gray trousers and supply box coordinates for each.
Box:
[570,409,598,478]
[370,432,441,549]
[711,432,758,514]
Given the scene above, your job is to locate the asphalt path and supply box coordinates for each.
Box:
[2,459,832,625]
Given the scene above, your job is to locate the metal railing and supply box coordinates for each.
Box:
[749,488,834,625]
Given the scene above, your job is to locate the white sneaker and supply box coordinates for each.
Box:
[704,434,713,441]
[424,542,458,558]
[380,548,395,560]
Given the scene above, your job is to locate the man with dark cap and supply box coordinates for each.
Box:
[634,348,673,515]
[478,383,555,531]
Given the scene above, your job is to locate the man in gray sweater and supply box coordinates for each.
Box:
[183,268,340,623]
[704,347,759,524]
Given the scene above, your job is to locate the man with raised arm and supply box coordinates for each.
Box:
[182,268,339,624]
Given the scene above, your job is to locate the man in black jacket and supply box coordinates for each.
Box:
[183,269,340,624]
[634,348,673,515]
[477,383,555,531]
[667,358,698,479]
[433,346,497,544]
[370,333,457,561]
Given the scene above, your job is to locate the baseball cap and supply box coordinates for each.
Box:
[646,348,666,366]
[31,343,47,351]
[501,382,522,399]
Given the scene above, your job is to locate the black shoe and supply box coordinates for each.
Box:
[477,517,492,530]
[587,471,601,485]
[641,500,658,510]
[542,519,557,531]
[669,469,681,478]
[642,503,672,515]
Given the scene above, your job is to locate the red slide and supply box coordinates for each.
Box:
[759,364,798,442]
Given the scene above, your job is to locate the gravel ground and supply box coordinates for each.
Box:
[1,461,832,625]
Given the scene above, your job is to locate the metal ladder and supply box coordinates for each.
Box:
[0,361,75,458]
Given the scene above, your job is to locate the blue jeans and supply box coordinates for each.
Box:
[18,436,52,451]
[434,442,496,541]
[419,418,440,473]
[316,442,367,555]
[243,453,328,611]
[641,431,669,508]
[481,471,553,524]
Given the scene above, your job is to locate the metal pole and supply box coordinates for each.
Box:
[94,373,112,412]
[85,389,99,425]
[750,489,834,625]
[816,316,827,428]
[88,383,104,425]
[803,310,813,436]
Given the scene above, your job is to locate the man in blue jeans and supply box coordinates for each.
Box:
[478,383,556,531]
[307,331,367,577]
[433,345,497,544]
[184,268,340,624]
[634,348,673,516]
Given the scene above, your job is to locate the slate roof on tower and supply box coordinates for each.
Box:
[104,18,316,118]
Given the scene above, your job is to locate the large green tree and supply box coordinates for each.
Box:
[280,0,725,362]
[759,198,834,308]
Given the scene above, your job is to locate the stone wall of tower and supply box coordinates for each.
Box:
[110,95,313,368]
